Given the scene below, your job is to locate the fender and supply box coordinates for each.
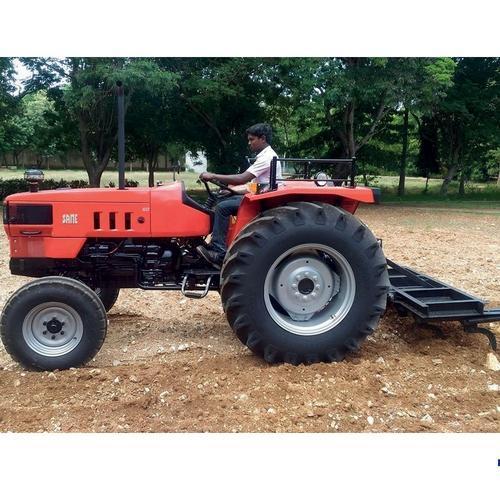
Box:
[226,183,380,247]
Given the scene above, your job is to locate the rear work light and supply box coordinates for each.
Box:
[6,204,53,225]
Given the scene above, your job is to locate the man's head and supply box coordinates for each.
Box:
[246,123,272,153]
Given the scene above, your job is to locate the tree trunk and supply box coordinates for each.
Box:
[88,168,102,188]
[398,108,409,197]
[497,166,500,186]
[345,101,356,158]
[424,176,430,194]
[458,169,465,196]
[440,130,462,196]
[148,149,158,188]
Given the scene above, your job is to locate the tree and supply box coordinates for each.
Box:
[125,70,180,187]
[396,58,455,195]
[485,148,500,185]
[21,58,171,186]
[0,91,63,167]
[158,58,269,174]
[436,58,500,195]
[0,58,17,165]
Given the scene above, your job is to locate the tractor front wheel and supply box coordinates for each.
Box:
[220,202,389,364]
[0,277,107,370]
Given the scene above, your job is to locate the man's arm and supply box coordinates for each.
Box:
[199,171,255,185]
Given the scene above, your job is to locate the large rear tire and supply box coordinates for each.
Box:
[221,202,389,364]
[0,277,107,370]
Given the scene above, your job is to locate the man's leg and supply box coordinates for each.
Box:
[197,195,243,268]
[210,195,244,253]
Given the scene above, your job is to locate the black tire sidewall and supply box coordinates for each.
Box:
[1,280,107,370]
[223,206,386,358]
[94,287,120,312]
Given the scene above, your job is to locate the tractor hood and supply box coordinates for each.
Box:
[5,187,151,204]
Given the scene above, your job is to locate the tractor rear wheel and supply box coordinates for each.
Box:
[0,277,107,370]
[221,202,389,364]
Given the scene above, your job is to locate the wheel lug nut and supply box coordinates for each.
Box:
[292,283,297,289]
[302,295,308,301]
[311,292,317,298]
[313,275,318,281]
[60,331,65,335]
[51,335,56,340]
[43,321,47,326]
[296,274,302,280]
[294,292,300,297]
[305,271,310,277]
[315,284,321,289]
[61,322,65,326]
[43,331,47,335]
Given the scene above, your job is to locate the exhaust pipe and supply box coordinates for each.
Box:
[116,81,125,190]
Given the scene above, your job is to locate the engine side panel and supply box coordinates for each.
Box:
[150,184,211,237]
[9,237,87,258]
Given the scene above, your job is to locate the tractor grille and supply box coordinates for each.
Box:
[93,211,133,230]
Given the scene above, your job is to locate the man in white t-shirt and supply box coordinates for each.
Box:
[197,123,279,268]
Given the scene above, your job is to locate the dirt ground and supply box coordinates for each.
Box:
[0,204,499,432]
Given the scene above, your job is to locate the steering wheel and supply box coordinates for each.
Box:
[206,178,241,196]
[197,179,240,210]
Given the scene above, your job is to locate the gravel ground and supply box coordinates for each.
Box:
[0,204,499,432]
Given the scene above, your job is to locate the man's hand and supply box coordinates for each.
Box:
[199,172,216,182]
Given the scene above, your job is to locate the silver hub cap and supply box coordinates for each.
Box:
[22,302,84,357]
[264,244,356,336]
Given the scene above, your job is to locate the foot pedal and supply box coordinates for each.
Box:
[181,275,212,299]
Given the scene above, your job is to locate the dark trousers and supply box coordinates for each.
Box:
[210,195,244,253]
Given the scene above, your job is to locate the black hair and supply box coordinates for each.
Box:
[246,123,273,144]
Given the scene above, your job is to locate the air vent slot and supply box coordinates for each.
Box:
[125,212,131,230]
[109,212,116,230]
[93,212,101,229]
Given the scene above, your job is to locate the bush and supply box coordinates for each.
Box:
[1,177,141,199]
[0,178,89,200]
[106,179,139,188]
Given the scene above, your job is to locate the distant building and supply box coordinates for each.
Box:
[184,151,207,173]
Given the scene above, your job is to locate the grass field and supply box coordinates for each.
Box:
[0,167,202,190]
[1,167,499,206]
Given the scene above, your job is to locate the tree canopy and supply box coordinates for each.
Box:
[0,57,498,191]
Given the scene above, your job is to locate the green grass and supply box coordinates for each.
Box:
[368,176,500,208]
[0,167,202,190]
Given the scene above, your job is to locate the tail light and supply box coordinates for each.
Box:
[2,202,8,224]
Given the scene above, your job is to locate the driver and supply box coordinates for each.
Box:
[197,123,279,269]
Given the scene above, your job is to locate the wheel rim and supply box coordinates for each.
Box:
[263,244,356,336]
[22,302,84,357]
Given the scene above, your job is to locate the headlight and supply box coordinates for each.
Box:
[6,204,53,225]
[24,169,44,182]
[314,172,329,187]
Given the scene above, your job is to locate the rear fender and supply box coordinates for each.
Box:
[226,187,379,247]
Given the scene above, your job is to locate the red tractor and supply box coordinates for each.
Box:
[1,155,392,370]
[1,88,498,371]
